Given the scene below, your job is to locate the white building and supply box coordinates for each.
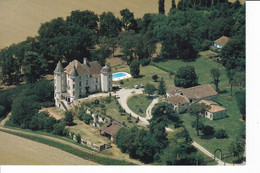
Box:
[54,58,112,110]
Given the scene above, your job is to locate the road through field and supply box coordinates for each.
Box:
[0,131,97,165]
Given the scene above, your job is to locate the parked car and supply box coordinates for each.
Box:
[140,83,144,88]
[115,95,120,99]
[134,85,139,89]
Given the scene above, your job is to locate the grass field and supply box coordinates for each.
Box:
[127,94,153,117]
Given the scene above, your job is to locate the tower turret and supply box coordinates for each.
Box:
[101,65,112,92]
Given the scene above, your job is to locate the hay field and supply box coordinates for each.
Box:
[0,131,97,165]
[0,0,172,49]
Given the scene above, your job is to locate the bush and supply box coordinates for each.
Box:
[120,80,124,84]
[52,123,65,136]
[44,117,57,132]
[65,111,74,125]
[201,125,215,136]
[29,116,39,131]
[139,58,150,66]
[83,114,93,125]
[215,129,228,139]
[76,134,81,143]
[152,74,158,82]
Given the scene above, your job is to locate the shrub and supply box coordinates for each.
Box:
[76,134,81,143]
[152,74,158,82]
[65,111,74,125]
[44,117,57,132]
[83,114,93,125]
[139,58,150,66]
[94,99,100,105]
[215,129,228,139]
[201,125,215,136]
[120,80,124,84]
[29,116,39,131]
[52,123,65,136]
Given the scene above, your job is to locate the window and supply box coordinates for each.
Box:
[96,78,98,83]
[79,81,81,87]
[73,84,75,89]
[73,79,75,82]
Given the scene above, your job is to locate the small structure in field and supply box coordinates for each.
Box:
[198,100,226,120]
[99,122,123,143]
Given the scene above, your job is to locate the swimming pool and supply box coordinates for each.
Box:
[112,72,132,81]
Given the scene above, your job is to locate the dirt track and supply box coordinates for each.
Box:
[0,131,98,165]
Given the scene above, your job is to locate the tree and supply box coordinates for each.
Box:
[99,12,121,38]
[65,111,74,125]
[201,125,215,136]
[152,75,158,82]
[144,83,157,96]
[157,78,166,96]
[189,103,209,136]
[52,123,65,136]
[174,65,198,88]
[83,113,93,125]
[229,138,245,162]
[215,129,228,139]
[44,117,57,132]
[0,46,20,84]
[120,9,137,31]
[22,51,47,83]
[130,59,140,78]
[171,0,176,9]
[29,116,39,131]
[235,90,245,121]
[210,67,220,92]
[66,10,99,32]
[158,0,165,14]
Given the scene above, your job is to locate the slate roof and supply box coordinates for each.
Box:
[167,95,189,105]
[214,36,230,46]
[101,65,112,73]
[100,122,123,138]
[65,60,102,78]
[54,61,64,73]
[198,100,226,113]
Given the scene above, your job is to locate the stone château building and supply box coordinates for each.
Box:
[54,58,112,110]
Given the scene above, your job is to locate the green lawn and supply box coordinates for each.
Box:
[127,94,153,117]
[112,65,175,89]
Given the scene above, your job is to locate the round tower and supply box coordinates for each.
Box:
[54,61,65,106]
[69,66,79,101]
[101,65,112,92]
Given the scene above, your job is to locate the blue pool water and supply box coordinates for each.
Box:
[112,72,127,79]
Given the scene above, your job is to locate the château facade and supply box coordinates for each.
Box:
[54,58,112,110]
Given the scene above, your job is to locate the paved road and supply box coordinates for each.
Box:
[145,96,159,120]
[115,88,149,126]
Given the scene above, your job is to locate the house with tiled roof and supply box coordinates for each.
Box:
[198,100,226,120]
[54,58,112,110]
[213,36,230,49]
[166,84,219,114]
[99,122,123,142]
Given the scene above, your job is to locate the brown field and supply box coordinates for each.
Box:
[0,0,245,49]
[0,131,97,165]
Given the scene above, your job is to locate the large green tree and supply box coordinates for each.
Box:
[129,59,140,78]
[157,78,166,96]
[22,51,47,83]
[158,0,165,14]
[210,67,220,92]
[144,83,157,96]
[99,12,121,38]
[174,65,198,88]
[120,9,137,32]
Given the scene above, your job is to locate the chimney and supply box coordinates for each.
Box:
[83,58,88,66]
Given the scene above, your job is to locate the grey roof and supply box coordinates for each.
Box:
[101,65,111,73]
[70,66,78,77]
[54,61,64,73]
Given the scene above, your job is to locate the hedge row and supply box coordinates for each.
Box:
[150,61,174,74]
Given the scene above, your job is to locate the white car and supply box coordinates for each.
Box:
[134,85,139,89]
[115,95,120,99]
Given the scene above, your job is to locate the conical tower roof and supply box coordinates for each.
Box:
[54,61,64,73]
[101,65,111,73]
[70,66,78,78]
